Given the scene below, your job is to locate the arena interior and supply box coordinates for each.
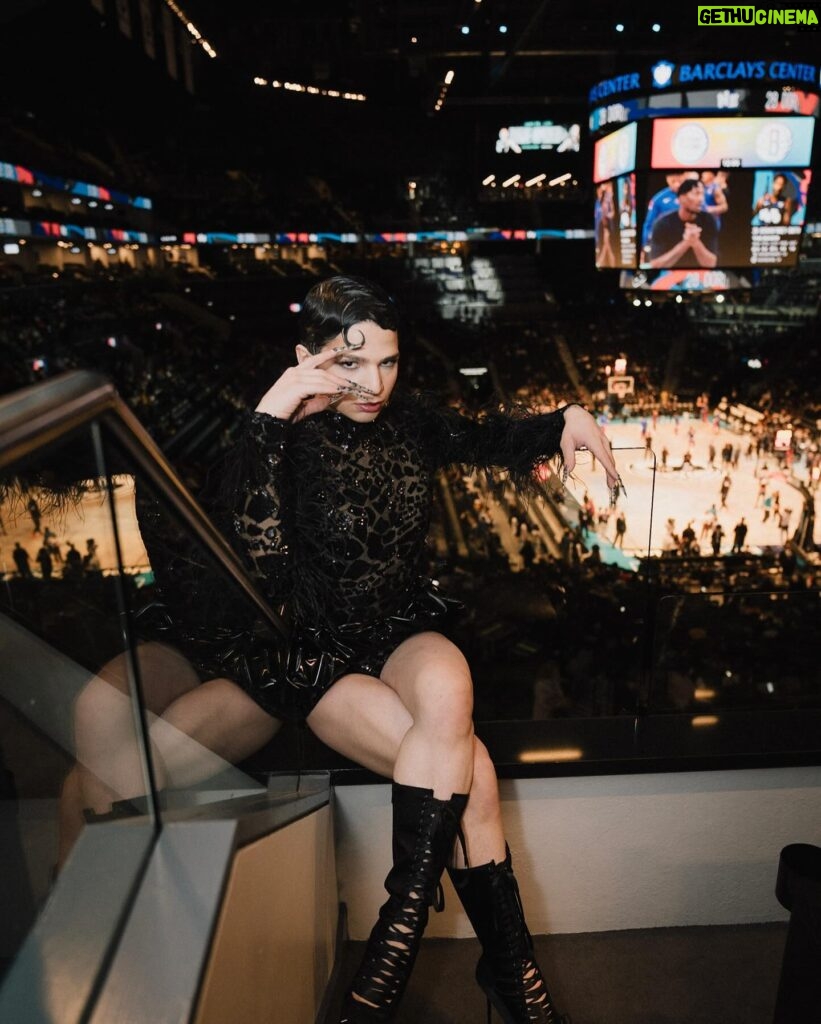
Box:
[1,3,820,1022]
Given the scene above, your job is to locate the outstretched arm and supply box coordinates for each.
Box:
[421,398,619,493]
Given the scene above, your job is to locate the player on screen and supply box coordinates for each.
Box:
[645,179,719,270]
[700,170,729,227]
[641,172,693,250]
[595,181,617,267]
[619,176,635,229]
[753,172,799,226]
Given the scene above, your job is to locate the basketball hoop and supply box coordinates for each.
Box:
[607,375,635,399]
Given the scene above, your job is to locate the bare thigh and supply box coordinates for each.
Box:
[380,631,473,732]
[307,631,473,774]
[96,641,202,712]
[158,676,279,766]
[307,672,412,777]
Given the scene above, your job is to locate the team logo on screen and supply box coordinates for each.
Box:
[652,61,676,88]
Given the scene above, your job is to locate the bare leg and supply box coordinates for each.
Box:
[381,631,475,800]
[59,641,200,866]
[308,639,506,1014]
[57,765,85,869]
[307,654,505,866]
[60,642,278,868]
[69,642,204,814]
[149,677,278,788]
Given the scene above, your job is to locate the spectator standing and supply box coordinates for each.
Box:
[711,522,725,556]
[778,508,792,543]
[614,512,627,548]
[13,542,32,577]
[36,544,53,580]
[63,542,83,580]
[27,497,42,535]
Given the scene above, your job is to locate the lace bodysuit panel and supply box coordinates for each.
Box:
[234,394,568,632]
[236,407,433,629]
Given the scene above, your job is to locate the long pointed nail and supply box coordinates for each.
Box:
[345,378,378,395]
[561,466,569,485]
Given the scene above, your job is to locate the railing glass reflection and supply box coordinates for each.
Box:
[0,426,155,974]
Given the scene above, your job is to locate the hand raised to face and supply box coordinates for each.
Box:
[255,321,399,423]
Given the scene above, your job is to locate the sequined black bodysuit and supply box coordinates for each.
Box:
[229,392,567,720]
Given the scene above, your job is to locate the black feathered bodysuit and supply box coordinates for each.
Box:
[230,391,566,721]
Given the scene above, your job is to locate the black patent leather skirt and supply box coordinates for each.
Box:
[135,583,462,722]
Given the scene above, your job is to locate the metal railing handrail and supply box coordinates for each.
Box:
[0,370,288,640]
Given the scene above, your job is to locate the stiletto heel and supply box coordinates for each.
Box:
[486,994,492,1023]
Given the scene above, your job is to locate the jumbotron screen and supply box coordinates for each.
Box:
[596,115,815,271]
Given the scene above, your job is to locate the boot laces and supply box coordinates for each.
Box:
[490,867,566,1023]
[349,796,466,1012]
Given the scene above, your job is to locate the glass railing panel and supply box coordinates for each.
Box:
[0,424,155,975]
[650,589,821,714]
[97,425,279,817]
[445,444,654,721]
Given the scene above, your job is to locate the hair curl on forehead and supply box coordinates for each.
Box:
[298,275,400,353]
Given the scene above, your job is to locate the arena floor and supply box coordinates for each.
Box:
[568,413,808,563]
[0,413,813,579]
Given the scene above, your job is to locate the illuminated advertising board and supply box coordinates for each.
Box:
[494,122,581,153]
[619,268,755,290]
[651,116,815,169]
[593,123,637,183]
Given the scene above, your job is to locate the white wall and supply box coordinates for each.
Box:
[334,767,821,939]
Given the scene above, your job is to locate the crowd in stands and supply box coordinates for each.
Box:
[1,250,819,723]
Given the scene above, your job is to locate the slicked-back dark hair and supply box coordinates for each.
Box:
[299,275,400,353]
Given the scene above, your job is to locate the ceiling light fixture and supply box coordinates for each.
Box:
[266,79,366,101]
[162,2,218,57]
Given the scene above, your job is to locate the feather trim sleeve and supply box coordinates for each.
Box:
[227,410,292,604]
[399,393,570,498]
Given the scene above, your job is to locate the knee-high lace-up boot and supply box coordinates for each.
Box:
[339,782,468,1023]
[448,846,570,1024]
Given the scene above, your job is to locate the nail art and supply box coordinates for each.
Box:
[344,377,379,396]
[617,474,628,498]
[561,466,569,485]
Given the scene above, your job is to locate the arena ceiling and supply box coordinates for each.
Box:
[182,0,820,114]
